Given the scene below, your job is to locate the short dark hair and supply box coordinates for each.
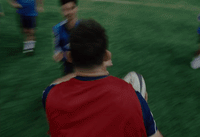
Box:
[70,19,108,69]
[60,0,77,6]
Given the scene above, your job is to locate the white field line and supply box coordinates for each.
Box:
[41,1,200,13]
[93,0,200,11]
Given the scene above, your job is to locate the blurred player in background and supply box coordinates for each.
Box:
[43,19,163,137]
[0,2,5,16]
[191,13,200,69]
[7,0,44,53]
[52,0,112,75]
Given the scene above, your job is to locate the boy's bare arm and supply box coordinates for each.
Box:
[7,0,22,8]
[51,73,76,85]
[53,52,64,62]
[36,0,44,12]
[36,0,43,6]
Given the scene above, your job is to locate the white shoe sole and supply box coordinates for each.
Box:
[23,49,34,53]
[191,55,200,69]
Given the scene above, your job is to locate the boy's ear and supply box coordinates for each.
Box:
[66,51,73,63]
[103,50,112,61]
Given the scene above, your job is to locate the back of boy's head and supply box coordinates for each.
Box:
[60,0,77,5]
[70,19,108,69]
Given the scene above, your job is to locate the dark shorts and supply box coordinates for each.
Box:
[17,15,36,29]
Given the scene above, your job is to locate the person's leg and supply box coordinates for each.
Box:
[26,28,35,41]
[123,71,148,102]
[23,16,36,53]
[191,34,200,69]
[195,34,200,56]
[23,28,35,53]
[18,15,30,52]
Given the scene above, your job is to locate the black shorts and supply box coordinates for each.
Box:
[17,14,36,29]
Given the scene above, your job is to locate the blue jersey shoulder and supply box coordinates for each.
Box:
[52,19,72,53]
[52,20,68,35]
[42,84,57,110]
[136,91,158,136]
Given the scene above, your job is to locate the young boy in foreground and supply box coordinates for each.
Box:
[43,19,163,137]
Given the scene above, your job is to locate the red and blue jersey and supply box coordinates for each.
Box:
[16,0,38,16]
[42,76,157,137]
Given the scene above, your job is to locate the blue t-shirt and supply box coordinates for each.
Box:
[16,0,38,16]
[52,19,80,60]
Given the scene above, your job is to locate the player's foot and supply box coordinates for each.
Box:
[30,41,36,49]
[23,41,35,53]
[191,55,200,69]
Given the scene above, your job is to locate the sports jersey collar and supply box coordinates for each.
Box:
[64,19,80,32]
[75,75,109,81]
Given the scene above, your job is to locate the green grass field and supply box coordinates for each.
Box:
[1,0,200,136]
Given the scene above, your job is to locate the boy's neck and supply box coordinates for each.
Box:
[66,17,78,30]
[75,65,109,77]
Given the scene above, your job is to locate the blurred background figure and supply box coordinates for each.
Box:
[52,0,79,75]
[7,0,44,53]
[0,1,5,16]
[191,13,200,69]
[52,0,112,76]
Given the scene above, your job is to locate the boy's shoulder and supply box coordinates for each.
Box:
[52,20,68,33]
[51,73,76,85]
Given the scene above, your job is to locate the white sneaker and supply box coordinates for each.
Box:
[30,41,36,49]
[191,55,200,69]
[23,41,35,53]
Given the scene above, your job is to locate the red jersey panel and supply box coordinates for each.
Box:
[45,76,147,137]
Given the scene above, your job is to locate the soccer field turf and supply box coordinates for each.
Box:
[1,0,200,136]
